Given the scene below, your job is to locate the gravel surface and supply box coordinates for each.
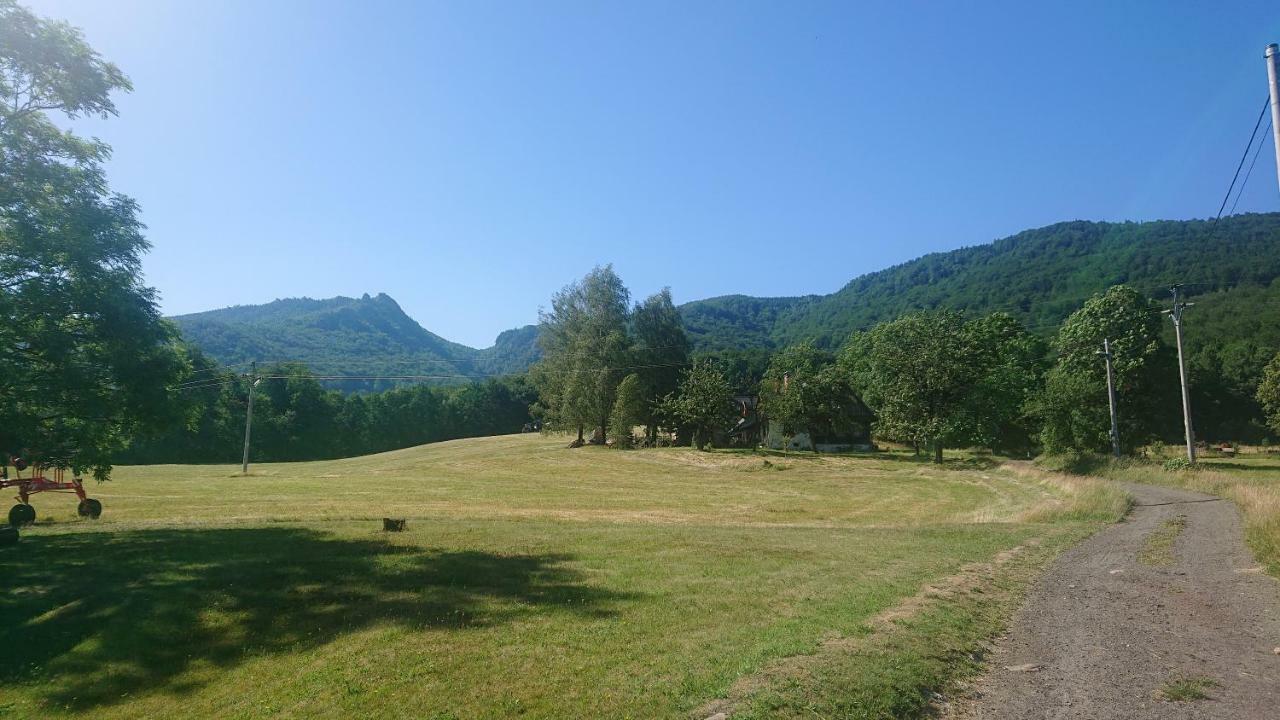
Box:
[948,481,1280,719]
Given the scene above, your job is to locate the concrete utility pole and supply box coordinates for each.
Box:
[1265,44,1280,195]
[242,361,258,475]
[1100,339,1121,458]
[1167,286,1196,464]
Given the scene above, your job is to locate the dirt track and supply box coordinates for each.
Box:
[948,481,1280,719]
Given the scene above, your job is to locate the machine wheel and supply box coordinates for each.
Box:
[78,498,102,519]
[0,525,17,546]
[8,503,35,527]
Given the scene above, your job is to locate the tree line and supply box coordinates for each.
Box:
[536,268,1280,461]
[118,351,537,464]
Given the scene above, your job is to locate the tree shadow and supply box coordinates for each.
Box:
[1200,459,1280,474]
[0,527,635,710]
[868,452,1003,471]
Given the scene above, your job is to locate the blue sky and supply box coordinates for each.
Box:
[27,0,1280,347]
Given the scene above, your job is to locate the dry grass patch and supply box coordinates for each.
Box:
[1139,514,1188,566]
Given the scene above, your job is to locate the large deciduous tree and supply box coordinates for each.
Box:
[1,0,185,479]
[843,311,1044,460]
[760,343,864,448]
[630,288,689,443]
[962,312,1046,454]
[1255,351,1280,439]
[1033,285,1176,454]
[841,311,979,462]
[533,266,631,443]
[659,359,735,450]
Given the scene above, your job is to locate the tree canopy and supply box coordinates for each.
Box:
[659,360,735,450]
[1,0,184,478]
[1033,286,1176,454]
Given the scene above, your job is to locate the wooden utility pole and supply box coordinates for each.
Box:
[1167,286,1196,464]
[1265,44,1280,194]
[242,361,258,474]
[1100,339,1121,458]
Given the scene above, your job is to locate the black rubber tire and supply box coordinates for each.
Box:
[0,525,17,546]
[8,504,34,527]
[79,498,102,519]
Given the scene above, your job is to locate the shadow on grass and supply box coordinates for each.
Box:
[0,527,634,711]
[1199,460,1280,474]
[867,452,1003,471]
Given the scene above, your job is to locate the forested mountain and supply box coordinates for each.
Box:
[171,293,538,391]
[680,214,1280,352]
[678,213,1280,441]
[172,215,1280,436]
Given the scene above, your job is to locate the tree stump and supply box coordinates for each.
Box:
[383,518,406,532]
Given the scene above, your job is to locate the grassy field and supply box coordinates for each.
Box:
[1061,450,1280,577]
[0,435,1127,719]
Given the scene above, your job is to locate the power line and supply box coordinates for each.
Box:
[1215,95,1272,221]
[1229,115,1273,216]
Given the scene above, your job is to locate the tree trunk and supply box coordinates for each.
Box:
[577,425,584,443]
[933,443,943,464]
[600,417,609,444]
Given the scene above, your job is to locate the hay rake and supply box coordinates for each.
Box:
[2,457,101,531]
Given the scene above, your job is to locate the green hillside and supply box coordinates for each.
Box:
[171,293,538,391]
[680,213,1280,351]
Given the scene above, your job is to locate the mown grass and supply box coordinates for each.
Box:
[1,435,1126,719]
[1043,451,1280,576]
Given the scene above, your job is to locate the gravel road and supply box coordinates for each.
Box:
[949,480,1280,719]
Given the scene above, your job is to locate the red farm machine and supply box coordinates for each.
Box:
[1,456,101,543]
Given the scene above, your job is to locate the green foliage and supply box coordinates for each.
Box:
[761,343,866,445]
[0,0,184,479]
[609,374,646,447]
[533,266,632,441]
[678,217,1280,442]
[659,359,735,449]
[1259,351,1280,438]
[843,311,1004,460]
[1161,456,1194,473]
[681,216,1280,354]
[534,269,693,446]
[1033,286,1176,455]
[630,288,690,440]
[119,362,537,464]
[964,313,1047,452]
[698,347,774,394]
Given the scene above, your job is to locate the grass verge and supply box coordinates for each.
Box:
[703,526,1096,719]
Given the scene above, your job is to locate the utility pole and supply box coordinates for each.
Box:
[1265,44,1280,195]
[1099,339,1121,458]
[1167,286,1196,464]
[242,361,258,475]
